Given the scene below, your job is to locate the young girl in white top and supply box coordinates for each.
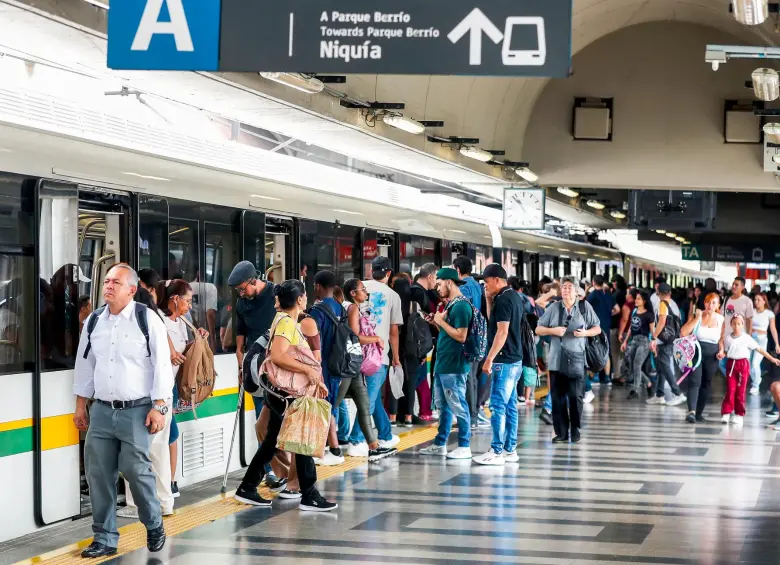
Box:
[721,314,780,425]
[749,293,779,396]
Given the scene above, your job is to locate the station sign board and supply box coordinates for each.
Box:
[108,0,573,77]
[682,244,780,263]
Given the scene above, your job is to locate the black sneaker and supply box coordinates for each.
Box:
[235,486,272,507]
[368,446,397,462]
[300,491,338,512]
[171,481,180,498]
[686,412,696,424]
[266,476,288,494]
[571,431,581,444]
[552,435,569,444]
[146,525,166,553]
[695,414,707,422]
[627,390,638,400]
[539,410,553,426]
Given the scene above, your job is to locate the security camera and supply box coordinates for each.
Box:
[712,60,720,71]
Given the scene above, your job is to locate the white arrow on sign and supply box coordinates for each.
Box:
[447,8,503,66]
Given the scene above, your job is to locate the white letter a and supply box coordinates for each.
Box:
[131,0,194,52]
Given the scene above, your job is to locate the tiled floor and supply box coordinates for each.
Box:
[14,383,780,565]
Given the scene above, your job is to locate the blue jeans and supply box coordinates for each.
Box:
[489,361,523,454]
[433,372,471,448]
[336,400,350,442]
[348,365,392,444]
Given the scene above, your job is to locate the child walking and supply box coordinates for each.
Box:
[720,314,780,425]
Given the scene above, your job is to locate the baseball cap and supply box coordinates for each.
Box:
[371,256,393,277]
[228,260,258,287]
[436,267,465,285]
[482,263,508,280]
[658,282,672,294]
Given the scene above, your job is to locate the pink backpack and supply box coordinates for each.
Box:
[358,309,382,376]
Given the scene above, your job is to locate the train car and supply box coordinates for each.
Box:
[0,102,718,542]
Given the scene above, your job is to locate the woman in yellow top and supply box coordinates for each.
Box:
[234,280,337,512]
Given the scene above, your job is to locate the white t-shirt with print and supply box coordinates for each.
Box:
[164,315,188,377]
[725,333,759,360]
[362,279,404,365]
[723,294,754,338]
[752,308,775,332]
[190,281,218,327]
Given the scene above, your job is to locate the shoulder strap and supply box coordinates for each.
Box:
[312,302,341,325]
[82,306,107,359]
[134,303,151,357]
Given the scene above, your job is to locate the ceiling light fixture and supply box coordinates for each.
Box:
[666,232,677,238]
[515,167,539,183]
[765,122,780,144]
[259,72,324,94]
[459,146,494,162]
[732,0,769,26]
[675,236,686,242]
[586,199,605,210]
[557,187,579,198]
[121,172,170,181]
[610,210,626,219]
[447,229,467,234]
[250,194,281,201]
[332,208,363,216]
[752,68,780,101]
[382,114,426,135]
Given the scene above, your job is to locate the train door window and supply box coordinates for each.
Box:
[501,249,517,277]
[442,240,465,268]
[299,220,336,302]
[363,228,378,280]
[0,174,35,374]
[335,224,361,284]
[562,258,571,276]
[542,256,554,279]
[471,244,492,274]
[571,259,582,280]
[265,216,294,285]
[399,234,436,276]
[168,218,199,281]
[202,219,240,354]
[138,195,169,277]
[241,210,265,271]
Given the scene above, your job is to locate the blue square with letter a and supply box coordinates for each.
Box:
[108,0,221,71]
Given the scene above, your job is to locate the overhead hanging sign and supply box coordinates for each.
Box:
[108,0,573,76]
[682,244,780,263]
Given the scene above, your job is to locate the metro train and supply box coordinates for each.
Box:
[0,118,715,542]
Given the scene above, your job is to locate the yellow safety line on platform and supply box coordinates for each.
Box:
[15,425,438,565]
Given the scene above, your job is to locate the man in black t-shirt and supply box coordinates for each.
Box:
[472,264,525,466]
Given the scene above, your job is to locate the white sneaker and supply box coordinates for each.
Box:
[732,415,744,426]
[316,450,345,466]
[503,450,520,463]
[583,390,595,404]
[419,444,448,456]
[472,451,505,466]
[667,394,686,406]
[446,447,473,459]
[750,387,760,396]
[346,442,369,457]
[721,414,731,424]
[646,396,666,405]
[378,434,400,449]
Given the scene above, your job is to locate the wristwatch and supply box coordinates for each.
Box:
[152,403,169,416]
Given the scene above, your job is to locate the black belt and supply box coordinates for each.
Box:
[96,397,152,410]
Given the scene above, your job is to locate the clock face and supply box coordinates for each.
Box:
[504,189,545,230]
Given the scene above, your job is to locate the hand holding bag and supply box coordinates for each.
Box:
[276,396,331,458]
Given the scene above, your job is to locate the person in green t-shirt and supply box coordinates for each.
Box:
[419,268,473,460]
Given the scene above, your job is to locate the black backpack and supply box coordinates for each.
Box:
[658,300,681,345]
[242,329,270,397]
[586,331,609,373]
[406,301,434,363]
[83,303,150,359]
[520,314,537,370]
[312,303,363,379]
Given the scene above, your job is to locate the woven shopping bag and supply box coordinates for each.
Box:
[277,396,331,458]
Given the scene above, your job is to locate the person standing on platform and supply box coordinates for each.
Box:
[73,264,173,558]
[453,256,483,428]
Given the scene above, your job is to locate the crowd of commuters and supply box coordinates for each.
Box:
[72,257,780,554]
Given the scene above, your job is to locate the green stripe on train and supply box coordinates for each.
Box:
[0,427,33,458]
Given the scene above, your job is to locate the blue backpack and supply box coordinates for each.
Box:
[447,296,487,362]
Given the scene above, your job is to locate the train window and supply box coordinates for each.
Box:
[138,195,169,276]
[299,220,336,302]
[168,218,199,281]
[501,249,517,277]
[0,175,35,374]
[335,225,361,285]
[442,240,465,267]
[241,211,265,271]
[264,216,293,285]
[399,234,436,276]
[201,221,240,354]
[470,244,492,274]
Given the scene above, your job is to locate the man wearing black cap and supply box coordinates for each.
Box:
[345,256,402,454]
[473,264,526,466]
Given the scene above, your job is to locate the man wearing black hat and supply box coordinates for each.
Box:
[473,264,526,466]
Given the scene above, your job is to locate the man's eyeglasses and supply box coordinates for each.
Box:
[235,282,251,296]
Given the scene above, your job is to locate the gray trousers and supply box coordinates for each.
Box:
[465,361,480,421]
[626,336,652,394]
[86,402,162,547]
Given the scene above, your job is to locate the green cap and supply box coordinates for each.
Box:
[436,267,466,285]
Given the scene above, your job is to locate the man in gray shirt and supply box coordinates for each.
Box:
[536,276,601,444]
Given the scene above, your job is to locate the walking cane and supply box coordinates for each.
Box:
[221,378,245,493]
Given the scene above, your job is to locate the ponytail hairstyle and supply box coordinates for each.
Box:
[274,279,306,310]
[343,278,360,304]
[158,279,192,316]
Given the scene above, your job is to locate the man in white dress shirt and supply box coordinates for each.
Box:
[73,264,173,558]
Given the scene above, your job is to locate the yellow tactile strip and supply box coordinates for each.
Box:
[17,425,439,565]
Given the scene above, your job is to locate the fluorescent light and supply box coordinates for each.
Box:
[446,229,467,234]
[0,148,12,153]
[557,187,579,198]
[557,248,569,252]
[586,199,605,210]
[382,114,425,135]
[666,232,677,238]
[83,0,109,8]
[121,172,170,181]
[459,146,493,162]
[332,208,363,216]
[516,240,529,245]
[675,236,686,242]
[250,194,281,201]
[733,0,768,26]
[538,245,555,249]
[610,210,626,219]
[655,229,666,234]
[515,167,539,183]
[259,72,324,94]
[753,68,779,101]
[574,251,588,255]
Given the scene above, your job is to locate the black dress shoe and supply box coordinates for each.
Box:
[81,542,117,558]
[695,414,707,422]
[571,431,581,444]
[539,410,553,426]
[552,435,569,444]
[147,525,166,553]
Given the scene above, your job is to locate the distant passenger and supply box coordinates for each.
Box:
[78,295,92,333]
[73,263,172,558]
[586,274,618,386]
[453,256,484,424]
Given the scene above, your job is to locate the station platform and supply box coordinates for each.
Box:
[4,384,780,565]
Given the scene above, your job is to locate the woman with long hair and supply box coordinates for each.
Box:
[749,292,780,396]
[680,292,724,423]
[621,290,654,400]
[234,280,337,511]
